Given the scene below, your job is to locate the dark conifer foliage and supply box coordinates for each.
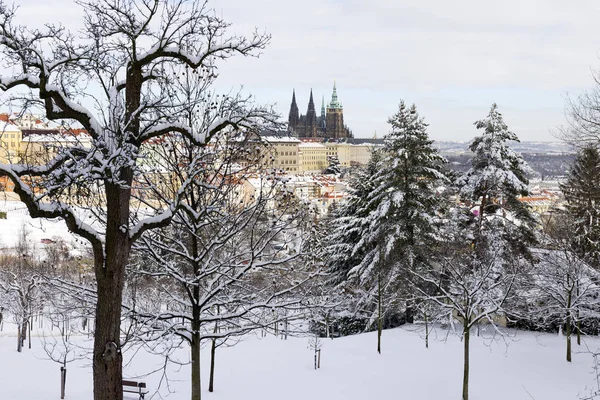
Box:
[459,103,538,256]
[561,144,600,268]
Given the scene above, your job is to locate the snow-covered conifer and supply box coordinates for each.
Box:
[460,103,537,255]
[560,144,600,268]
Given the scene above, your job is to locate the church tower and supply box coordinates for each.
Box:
[319,95,326,129]
[288,89,299,132]
[305,89,318,137]
[326,82,346,139]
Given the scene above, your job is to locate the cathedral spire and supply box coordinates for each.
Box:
[306,89,317,130]
[321,95,326,118]
[329,81,341,109]
[308,89,316,113]
[288,89,299,130]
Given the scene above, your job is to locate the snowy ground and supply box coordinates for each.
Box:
[0,199,79,251]
[1,320,599,400]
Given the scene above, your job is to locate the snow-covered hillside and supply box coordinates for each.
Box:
[1,321,597,400]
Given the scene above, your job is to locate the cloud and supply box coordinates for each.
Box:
[8,0,600,141]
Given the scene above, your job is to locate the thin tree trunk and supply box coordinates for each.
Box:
[21,317,28,347]
[377,270,382,354]
[567,291,572,362]
[17,323,22,352]
[191,330,201,400]
[208,338,216,392]
[209,316,218,393]
[462,321,470,400]
[425,312,429,349]
[191,221,202,400]
[577,309,581,346]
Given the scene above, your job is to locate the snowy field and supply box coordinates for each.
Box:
[0,199,79,250]
[1,320,599,400]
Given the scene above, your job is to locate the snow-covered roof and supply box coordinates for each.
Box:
[262,136,301,143]
[22,134,83,143]
[0,122,21,133]
[299,142,326,148]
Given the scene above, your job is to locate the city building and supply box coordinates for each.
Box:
[288,82,353,139]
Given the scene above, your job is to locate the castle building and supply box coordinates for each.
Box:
[288,83,352,139]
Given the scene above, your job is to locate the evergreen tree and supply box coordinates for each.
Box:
[326,101,449,352]
[324,155,342,174]
[326,150,382,288]
[560,144,600,268]
[448,103,537,400]
[459,103,537,255]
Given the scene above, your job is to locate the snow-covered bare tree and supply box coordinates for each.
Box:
[412,104,537,400]
[0,1,274,399]
[411,206,521,400]
[562,69,600,146]
[560,144,600,269]
[124,127,318,400]
[0,225,44,352]
[520,212,600,362]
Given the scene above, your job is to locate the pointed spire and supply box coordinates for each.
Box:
[329,81,341,109]
[308,89,315,112]
[321,95,326,118]
[306,89,317,128]
[288,89,299,130]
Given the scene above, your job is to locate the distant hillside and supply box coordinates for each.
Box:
[434,141,575,155]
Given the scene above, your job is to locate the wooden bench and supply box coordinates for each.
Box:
[122,380,148,400]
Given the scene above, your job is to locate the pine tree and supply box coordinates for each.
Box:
[326,101,449,352]
[560,144,600,268]
[460,103,537,255]
[324,155,341,174]
[450,103,537,400]
[326,150,382,288]
[367,101,449,254]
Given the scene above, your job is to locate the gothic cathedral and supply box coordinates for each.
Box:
[287,83,353,139]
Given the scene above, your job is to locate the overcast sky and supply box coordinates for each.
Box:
[13,0,600,141]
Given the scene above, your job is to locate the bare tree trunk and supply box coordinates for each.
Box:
[208,338,216,392]
[21,317,28,347]
[377,270,382,354]
[191,230,202,400]
[209,315,218,393]
[17,323,22,352]
[577,308,581,346]
[92,182,131,400]
[567,291,572,362]
[191,330,201,400]
[21,317,29,343]
[60,364,67,400]
[424,312,429,349]
[462,321,470,400]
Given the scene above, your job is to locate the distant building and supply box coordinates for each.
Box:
[288,82,353,139]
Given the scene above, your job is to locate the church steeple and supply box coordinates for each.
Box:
[288,89,299,131]
[306,89,317,128]
[329,81,342,109]
[320,95,326,119]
